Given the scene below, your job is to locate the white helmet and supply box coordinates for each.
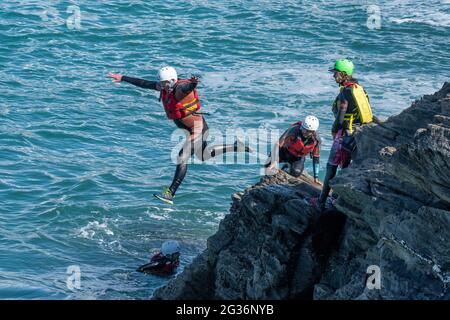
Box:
[158,66,178,82]
[302,115,319,131]
[161,240,180,257]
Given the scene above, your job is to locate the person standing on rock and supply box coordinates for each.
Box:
[108,67,252,205]
[310,59,373,210]
[265,115,322,185]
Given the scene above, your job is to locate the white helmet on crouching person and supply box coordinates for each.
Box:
[302,115,319,131]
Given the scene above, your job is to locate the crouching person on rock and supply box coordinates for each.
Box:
[265,115,322,186]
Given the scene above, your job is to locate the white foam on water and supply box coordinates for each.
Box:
[77,220,114,239]
[390,12,450,28]
[0,106,10,116]
[383,0,450,27]
[145,211,169,221]
[203,63,334,98]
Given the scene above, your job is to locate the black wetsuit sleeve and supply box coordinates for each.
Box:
[122,76,160,90]
[176,81,197,94]
[279,128,293,147]
[265,128,291,167]
[332,89,350,134]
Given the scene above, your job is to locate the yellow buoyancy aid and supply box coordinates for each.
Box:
[340,82,373,133]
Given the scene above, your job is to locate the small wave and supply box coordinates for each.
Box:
[390,14,450,28]
[33,129,103,144]
[385,1,450,28]
[77,220,114,239]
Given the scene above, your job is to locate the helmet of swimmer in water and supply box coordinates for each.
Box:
[161,240,180,257]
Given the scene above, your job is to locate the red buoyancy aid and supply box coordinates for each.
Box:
[285,121,317,158]
[160,79,201,120]
[149,252,180,274]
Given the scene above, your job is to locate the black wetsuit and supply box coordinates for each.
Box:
[136,252,179,275]
[122,76,240,196]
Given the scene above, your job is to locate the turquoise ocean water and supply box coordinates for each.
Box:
[0,0,449,299]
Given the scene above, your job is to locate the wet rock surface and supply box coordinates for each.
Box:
[153,83,450,300]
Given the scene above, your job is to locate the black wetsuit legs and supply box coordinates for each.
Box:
[318,163,338,206]
[168,116,240,196]
[288,157,306,177]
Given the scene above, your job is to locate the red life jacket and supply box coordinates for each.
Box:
[285,122,317,157]
[149,252,179,274]
[160,79,201,120]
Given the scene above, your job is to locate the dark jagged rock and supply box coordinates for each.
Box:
[316,82,450,300]
[153,83,450,300]
[153,172,345,299]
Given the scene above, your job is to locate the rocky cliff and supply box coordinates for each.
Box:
[153,83,450,300]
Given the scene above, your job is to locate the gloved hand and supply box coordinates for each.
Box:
[190,75,200,84]
[108,73,123,82]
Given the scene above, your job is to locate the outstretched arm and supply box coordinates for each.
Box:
[108,73,160,91]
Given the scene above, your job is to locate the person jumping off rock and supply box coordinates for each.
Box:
[108,67,251,205]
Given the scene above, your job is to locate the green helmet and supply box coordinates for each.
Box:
[329,59,354,76]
